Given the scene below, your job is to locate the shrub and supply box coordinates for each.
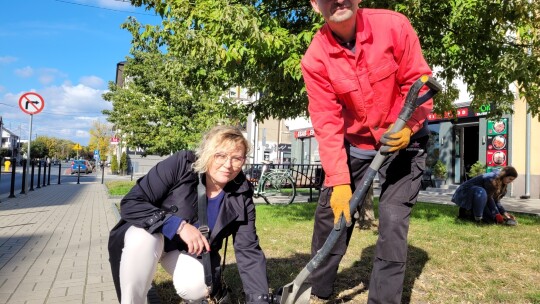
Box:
[433,160,447,179]
[120,152,128,175]
[111,156,119,174]
[467,161,486,178]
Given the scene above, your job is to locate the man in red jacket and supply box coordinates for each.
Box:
[301,0,433,303]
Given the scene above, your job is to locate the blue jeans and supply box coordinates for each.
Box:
[470,186,489,219]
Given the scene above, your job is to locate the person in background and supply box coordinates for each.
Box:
[300,0,433,303]
[108,125,271,304]
[452,166,518,226]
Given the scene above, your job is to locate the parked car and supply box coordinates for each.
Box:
[70,160,92,174]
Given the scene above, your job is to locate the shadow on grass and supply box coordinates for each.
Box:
[154,243,428,304]
[333,244,429,303]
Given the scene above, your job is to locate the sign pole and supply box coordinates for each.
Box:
[19,91,44,194]
[25,114,33,194]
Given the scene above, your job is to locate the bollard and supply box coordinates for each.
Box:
[47,162,51,185]
[131,165,134,181]
[37,161,41,189]
[58,163,61,185]
[77,166,80,184]
[9,158,16,198]
[42,161,47,187]
[101,163,105,184]
[20,160,27,194]
[30,160,35,191]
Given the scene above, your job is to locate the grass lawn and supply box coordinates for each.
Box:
[106,182,540,303]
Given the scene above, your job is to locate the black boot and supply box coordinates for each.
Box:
[458,207,472,220]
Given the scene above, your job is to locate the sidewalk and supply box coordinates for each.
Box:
[0,179,538,304]
[0,180,119,303]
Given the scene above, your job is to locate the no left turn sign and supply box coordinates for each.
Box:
[19,92,45,115]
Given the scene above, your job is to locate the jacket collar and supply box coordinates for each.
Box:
[321,9,373,55]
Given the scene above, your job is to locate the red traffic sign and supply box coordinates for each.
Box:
[19,92,45,115]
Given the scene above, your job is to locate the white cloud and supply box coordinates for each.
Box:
[0,56,17,64]
[15,66,34,78]
[79,75,105,89]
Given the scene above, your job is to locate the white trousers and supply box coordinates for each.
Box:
[120,226,208,304]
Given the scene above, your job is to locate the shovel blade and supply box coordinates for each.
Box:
[279,281,311,304]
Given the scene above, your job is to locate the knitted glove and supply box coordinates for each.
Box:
[380,125,413,153]
[330,185,353,229]
[495,214,505,224]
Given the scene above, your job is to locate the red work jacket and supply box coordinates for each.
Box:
[301,9,433,186]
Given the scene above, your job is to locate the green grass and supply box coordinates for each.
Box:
[105,180,136,196]
[105,184,540,303]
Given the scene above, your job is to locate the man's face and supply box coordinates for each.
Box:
[310,0,360,24]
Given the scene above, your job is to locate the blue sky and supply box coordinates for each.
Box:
[0,0,161,146]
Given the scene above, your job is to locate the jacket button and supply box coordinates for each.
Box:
[374,127,379,130]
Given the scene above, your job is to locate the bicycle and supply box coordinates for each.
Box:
[251,162,296,205]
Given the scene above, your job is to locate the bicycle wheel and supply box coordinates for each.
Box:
[260,175,296,205]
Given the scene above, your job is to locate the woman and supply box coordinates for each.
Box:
[451,166,518,225]
[108,126,271,303]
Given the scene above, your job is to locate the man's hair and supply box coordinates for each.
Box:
[192,125,250,173]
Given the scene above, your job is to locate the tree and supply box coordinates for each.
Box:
[111,156,119,175]
[126,0,540,120]
[102,20,247,155]
[88,120,113,159]
[120,152,128,175]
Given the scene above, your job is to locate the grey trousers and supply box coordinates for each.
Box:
[309,136,427,303]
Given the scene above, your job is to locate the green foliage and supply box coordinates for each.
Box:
[102,18,246,155]
[433,160,448,179]
[0,148,10,158]
[29,140,49,159]
[124,0,540,124]
[120,152,128,174]
[111,156,119,174]
[467,161,486,178]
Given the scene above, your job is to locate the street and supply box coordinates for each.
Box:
[0,162,100,198]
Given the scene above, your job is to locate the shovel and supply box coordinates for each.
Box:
[278,75,442,304]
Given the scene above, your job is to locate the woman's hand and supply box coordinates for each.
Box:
[504,212,515,220]
[177,223,210,256]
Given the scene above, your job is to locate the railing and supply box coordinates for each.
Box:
[243,163,325,201]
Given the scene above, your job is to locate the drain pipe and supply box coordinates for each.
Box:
[520,105,531,199]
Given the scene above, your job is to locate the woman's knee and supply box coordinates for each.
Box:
[472,187,487,201]
[171,254,208,301]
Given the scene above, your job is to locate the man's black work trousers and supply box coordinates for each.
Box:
[309,136,427,303]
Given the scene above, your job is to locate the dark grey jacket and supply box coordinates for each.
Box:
[108,151,269,302]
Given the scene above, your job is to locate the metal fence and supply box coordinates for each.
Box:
[243,163,325,201]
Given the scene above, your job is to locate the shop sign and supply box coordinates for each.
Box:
[486,118,508,172]
[278,144,291,152]
[294,128,315,139]
[427,104,491,121]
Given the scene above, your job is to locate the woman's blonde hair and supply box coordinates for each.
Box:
[192,125,250,173]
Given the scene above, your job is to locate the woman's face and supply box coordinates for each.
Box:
[502,176,516,185]
[206,144,246,189]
